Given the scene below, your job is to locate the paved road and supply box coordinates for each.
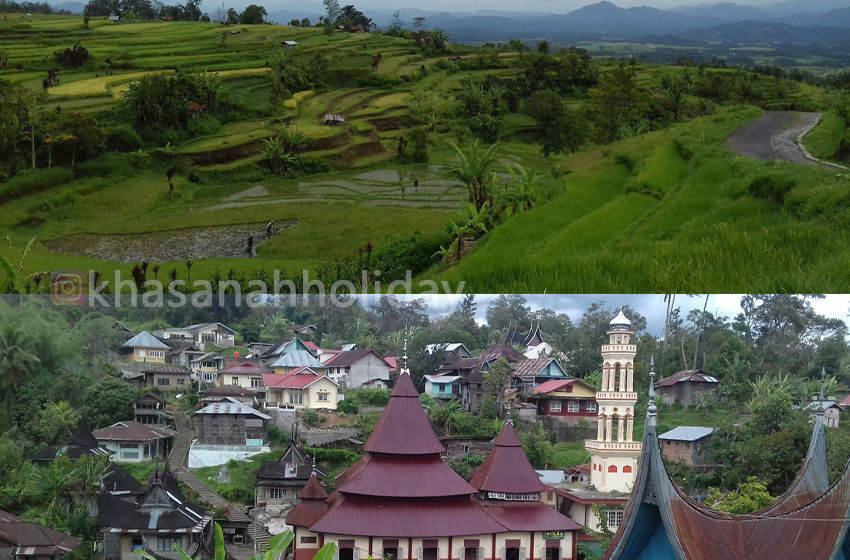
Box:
[726,111,846,170]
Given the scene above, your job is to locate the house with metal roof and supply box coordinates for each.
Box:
[253,431,326,522]
[269,350,327,374]
[97,468,213,560]
[658,426,714,467]
[532,379,598,418]
[263,369,339,410]
[91,421,173,463]
[218,362,270,390]
[141,365,192,390]
[512,358,569,394]
[153,323,237,350]
[260,336,314,362]
[323,349,391,390]
[436,345,525,413]
[654,369,719,408]
[133,392,172,427]
[120,331,169,363]
[0,510,81,560]
[425,343,473,359]
[193,397,271,446]
[424,374,463,400]
[31,418,109,464]
[198,385,261,406]
[285,367,580,560]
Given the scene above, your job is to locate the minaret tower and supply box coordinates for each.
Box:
[585,310,642,492]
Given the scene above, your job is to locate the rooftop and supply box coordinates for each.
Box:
[122,331,168,349]
[656,369,720,387]
[194,397,271,419]
[270,350,322,369]
[658,426,715,442]
[0,510,81,556]
[92,421,173,442]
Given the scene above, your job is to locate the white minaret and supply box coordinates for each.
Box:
[585,310,642,493]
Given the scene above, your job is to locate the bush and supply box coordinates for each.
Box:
[345,388,391,407]
[103,125,143,152]
[0,167,75,205]
[187,114,222,137]
[268,425,291,445]
[337,399,357,414]
[834,128,850,163]
[302,409,319,427]
[672,138,695,161]
[372,231,449,281]
[613,152,637,170]
[747,175,795,205]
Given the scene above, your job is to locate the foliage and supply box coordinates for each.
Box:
[239,4,266,24]
[706,477,775,514]
[483,357,513,418]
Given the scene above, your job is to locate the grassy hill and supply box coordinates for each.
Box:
[0,15,847,292]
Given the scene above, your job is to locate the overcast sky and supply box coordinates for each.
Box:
[365,295,850,336]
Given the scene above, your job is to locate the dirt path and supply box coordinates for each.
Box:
[726,111,846,170]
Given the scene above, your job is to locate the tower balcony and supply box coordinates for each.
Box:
[601,345,636,353]
[585,440,642,453]
[595,391,638,401]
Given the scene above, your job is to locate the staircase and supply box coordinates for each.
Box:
[169,411,273,549]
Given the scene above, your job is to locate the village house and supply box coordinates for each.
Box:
[655,369,720,407]
[132,393,172,427]
[193,397,270,446]
[31,418,110,464]
[246,342,273,356]
[260,336,315,365]
[323,349,391,390]
[424,374,462,401]
[658,426,714,467]
[438,345,526,413]
[0,510,81,560]
[142,365,192,390]
[253,432,326,524]
[187,102,205,119]
[168,345,206,368]
[263,369,339,410]
[285,369,581,560]
[97,468,213,560]
[120,331,169,363]
[439,435,493,461]
[532,379,598,419]
[806,399,843,427]
[154,323,237,350]
[287,324,316,335]
[270,350,327,374]
[219,362,270,389]
[512,358,570,395]
[92,421,173,463]
[337,343,358,351]
[426,343,473,359]
[199,385,261,406]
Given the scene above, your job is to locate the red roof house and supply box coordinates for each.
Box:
[323,349,391,390]
[286,372,580,560]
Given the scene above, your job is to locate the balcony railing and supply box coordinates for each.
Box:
[601,345,636,353]
[585,440,642,452]
[595,392,638,400]
[435,392,460,399]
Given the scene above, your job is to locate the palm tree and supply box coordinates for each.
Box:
[445,140,500,210]
[0,323,40,391]
[430,399,462,435]
[430,28,449,51]
[36,401,80,443]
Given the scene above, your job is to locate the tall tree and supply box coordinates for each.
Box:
[485,294,530,331]
[322,0,339,23]
[483,357,513,418]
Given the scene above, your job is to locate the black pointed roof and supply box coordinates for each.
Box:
[252,431,326,482]
[503,320,543,348]
[31,418,109,463]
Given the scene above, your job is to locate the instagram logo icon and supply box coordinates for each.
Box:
[50,270,86,305]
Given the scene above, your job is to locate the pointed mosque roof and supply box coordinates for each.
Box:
[362,372,445,456]
[285,475,330,527]
[469,421,547,494]
[603,372,850,560]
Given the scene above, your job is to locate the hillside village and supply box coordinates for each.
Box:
[2,294,850,560]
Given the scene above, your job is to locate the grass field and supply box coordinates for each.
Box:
[1,15,848,292]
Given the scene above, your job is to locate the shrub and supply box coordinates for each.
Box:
[345,388,391,407]
[672,138,695,161]
[319,415,326,423]
[613,152,637,170]
[747,175,795,205]
[302,409,319,427]
[268,425,291,445]
[187,114,222,137]
[0,167,75,205]
[337,399,357,414]
[103,126,143,152]
[834,128,850,163]
[372,231,448,281]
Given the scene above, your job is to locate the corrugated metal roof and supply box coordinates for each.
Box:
[123,331,168,349]
[324,348,390,368]
[656,369,720,387]
[0,511,82,554]
[337,455,477,498]
[270,350,321,369]
[469,422,547,494]
[658,426,714,442]
[92,421,172,442]
[424,374,462,384]
[535,470,566,484]
[220,362,269,375]
[362,373,446,455]
[533,378,596,395]
[194,397,271,419]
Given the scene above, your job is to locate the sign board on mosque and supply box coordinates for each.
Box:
[543,532,565,540]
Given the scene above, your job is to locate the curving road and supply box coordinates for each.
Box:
[726,111,846,170]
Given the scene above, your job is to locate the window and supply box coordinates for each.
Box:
[586,401,597,413]
[150,351,165,358]
[605,507,624,529]
[462,444,470,453]
[232,377,238,386]
[545,548,560,560]
[157,378,170,386]
[567,401,579,413]
[120,444,139,460]
[266,488,287,500]
[290,393,303,404]
[251,378,262,387]
[439,384,445,392]
[302,537,317,544]
[177,378,186,385]
[131,538,144,552]
[550,401,561,413]
[608,465,618,473]
[158,537,182,552]
[318,392,329,401]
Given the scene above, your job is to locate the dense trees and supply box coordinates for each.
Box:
[122,71,221,129]
[238,4,266,24]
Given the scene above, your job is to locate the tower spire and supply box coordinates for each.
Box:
[401,335,409,376]
[647,354,657,427]
[817,366,827,414]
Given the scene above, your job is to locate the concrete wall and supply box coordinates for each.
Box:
[196,413,267,445]
[538,416,596,442]
[349,354,391,389]
[660,437,710,466]
[656,382,716,408]
[266,408,297,431]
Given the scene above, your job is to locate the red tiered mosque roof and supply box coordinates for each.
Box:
[299,371,580,538]
[285,475,330,528]
[469,421,547,494]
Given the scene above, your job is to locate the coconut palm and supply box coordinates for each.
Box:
[445,140,500,210]
[0,322,40,391]
[430,28,449,51]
